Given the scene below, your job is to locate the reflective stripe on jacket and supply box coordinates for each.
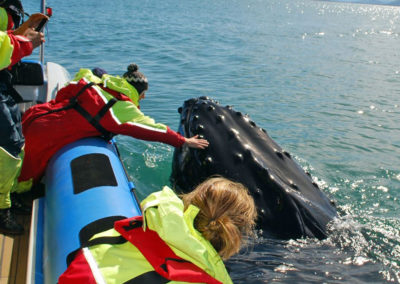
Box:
[59,187,232,284]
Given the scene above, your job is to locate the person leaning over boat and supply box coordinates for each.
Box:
[59,176,257,284]
[18,63,209,186]
[0,0,47,235]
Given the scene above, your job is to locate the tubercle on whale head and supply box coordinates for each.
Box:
[216,115,225,123]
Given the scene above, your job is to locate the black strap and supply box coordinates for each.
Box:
[160,258,190,273]
[29,82,95,122]
[93,98,118,122]
[63,82,116,140]
[28,82,116,140]
[66,215,128,266]
[72,96,117,140]
[84,235,126,247]
[69,82,95,104]
[122,219,143,232]
[73,102,112,140]
[123,271,170,284]
[79,215,127,246]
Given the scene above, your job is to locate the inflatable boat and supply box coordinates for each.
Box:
[14,53,142,284]
[8,4,143,280]
[27,137,142,284]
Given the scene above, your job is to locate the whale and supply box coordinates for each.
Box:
[170,97,337,240]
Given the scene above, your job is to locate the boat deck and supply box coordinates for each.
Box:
[0,214,31,284]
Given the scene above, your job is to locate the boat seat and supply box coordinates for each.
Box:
[11,60,44,86]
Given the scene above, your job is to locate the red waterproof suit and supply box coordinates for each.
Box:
[18,73,185,184]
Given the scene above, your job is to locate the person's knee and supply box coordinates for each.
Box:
[0,147,23,196]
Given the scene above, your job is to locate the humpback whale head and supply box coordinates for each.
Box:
[171,97,337,240]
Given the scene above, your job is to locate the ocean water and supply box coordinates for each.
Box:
[24,0,400,282]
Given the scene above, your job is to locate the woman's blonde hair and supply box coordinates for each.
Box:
[181,176,257,260]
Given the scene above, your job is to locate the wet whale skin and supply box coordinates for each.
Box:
[171,97,337,240]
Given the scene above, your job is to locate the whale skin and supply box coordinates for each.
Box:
[170,97,337,240]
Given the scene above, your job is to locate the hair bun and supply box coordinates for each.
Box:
[127,63,139,73]
[208,220,219,231]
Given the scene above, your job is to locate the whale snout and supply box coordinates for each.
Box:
[171,97,337,239]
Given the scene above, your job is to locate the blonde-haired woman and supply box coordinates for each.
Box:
[182,176,257,260]
[60,177,257,284]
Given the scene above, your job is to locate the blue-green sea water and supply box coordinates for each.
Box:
[25,0,400,282]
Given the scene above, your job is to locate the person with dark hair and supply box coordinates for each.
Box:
[17,63,209,187]
[0,0,47,235]
[59,177,257,283]
[0,0,24,28]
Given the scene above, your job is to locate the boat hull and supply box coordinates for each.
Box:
[29,138,141,284]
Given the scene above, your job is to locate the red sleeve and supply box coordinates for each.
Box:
[7,32,33,67]
[126,125,186,148]
[110,122,186,148]
[160,127,186,147]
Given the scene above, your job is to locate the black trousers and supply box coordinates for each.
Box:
[0,81,24,158]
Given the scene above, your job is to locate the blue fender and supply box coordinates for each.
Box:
[42,137,141,283]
